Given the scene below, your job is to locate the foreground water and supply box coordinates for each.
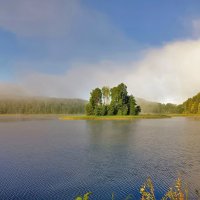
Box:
[0,117,200,199]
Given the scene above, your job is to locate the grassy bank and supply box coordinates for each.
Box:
[0,114,67,121]
[169,114,200,117]
[2,114,200,121]
[59,114,170,121]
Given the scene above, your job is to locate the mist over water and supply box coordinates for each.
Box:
[0,118,200,199]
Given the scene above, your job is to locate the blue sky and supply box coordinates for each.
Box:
[1,0,200,102]
[85,0,195,43]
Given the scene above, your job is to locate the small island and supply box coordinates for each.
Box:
[60,83,170,120]
[85,83,141,116]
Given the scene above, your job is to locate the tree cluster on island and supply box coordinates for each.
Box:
[85,83,141,116]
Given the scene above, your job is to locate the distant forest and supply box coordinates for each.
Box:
[136,98,184,114]
[137,92,200,114]
[1,91,200,115]
[182,92,200,114]
[0,97,86,114]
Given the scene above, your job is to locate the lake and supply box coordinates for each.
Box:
[0,117,200,199]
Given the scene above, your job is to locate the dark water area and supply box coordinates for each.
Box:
[0,117,200,199]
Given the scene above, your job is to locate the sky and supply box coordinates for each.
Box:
[1,0,200,103]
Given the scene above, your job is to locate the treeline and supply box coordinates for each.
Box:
[0,97,86,114]
[137,98,184,114]
[86,83,141,116]
[182,92,200,114]
[2,90,200,115]
[137,91,200,114]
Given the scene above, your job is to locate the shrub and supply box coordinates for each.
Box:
[75,177,189,200]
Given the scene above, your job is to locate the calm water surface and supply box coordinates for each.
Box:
[0,117,200,199]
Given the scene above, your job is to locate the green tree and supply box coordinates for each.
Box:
[89,88,102,108]
[85,83,141,116]
[110,83,129,115]
[129,95,136,115]
[198,103,200,114]
[122,105,128,115]
[107,102,116,115]
[101,105,107,116]
[102,86,110,105]
[85,103,94,115]
[85,88,103,116]
[135,105,141,115]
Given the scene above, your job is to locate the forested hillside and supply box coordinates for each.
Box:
[136,98,183,114]
[1,91,200,115]
[0,97,86,114]
[182,92,200,114]
[137,91,200,114]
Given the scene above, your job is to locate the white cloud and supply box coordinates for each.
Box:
[12,38,200,103]
[126,39,200,103]
[1,2,200,103]
[0,82,30,97]
[0,0,124,40]
[17,62,128,99]
[0,0,135,63]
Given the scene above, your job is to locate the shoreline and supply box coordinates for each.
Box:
[0,114,200,121]
[59,114,171,120]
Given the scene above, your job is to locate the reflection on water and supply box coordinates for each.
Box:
[0,118,200,199]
